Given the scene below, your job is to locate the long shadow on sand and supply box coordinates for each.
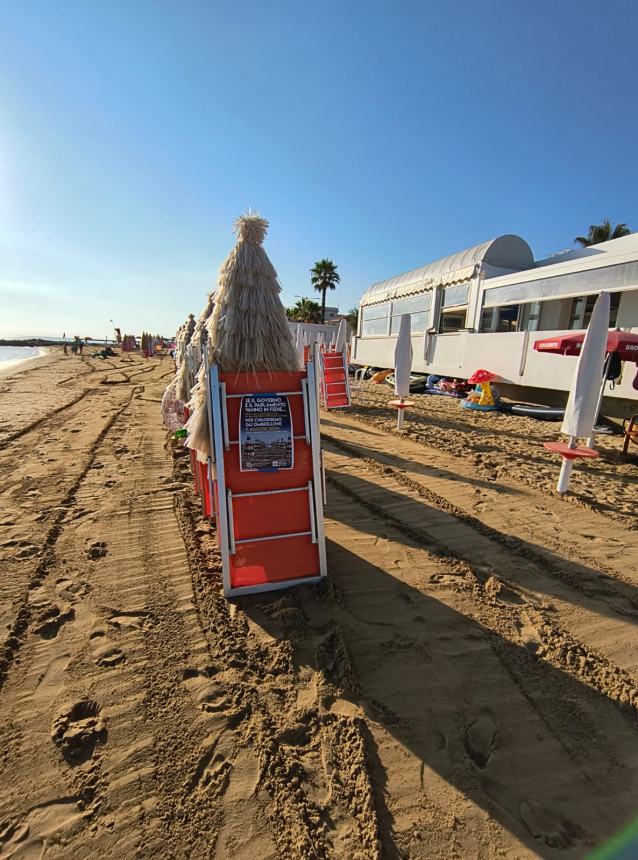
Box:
[348,403,555,445]
[322,466,638,631]
[321,424,525,497]
[345,406,636,512]
[243,484,638,858]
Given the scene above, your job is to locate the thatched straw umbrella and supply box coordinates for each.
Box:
[186,212,299,460]
[178,293,216,453]
[206,212,300,373]
[175,313,197,402]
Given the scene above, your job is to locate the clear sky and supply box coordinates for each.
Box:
[1,0,637,338]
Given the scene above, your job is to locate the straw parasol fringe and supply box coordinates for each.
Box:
[175,361,191,403]
[206,213,299,374]
[192,291,216,356]
[182,292,217,459]
[175,314,196,366]
[185,362,211,462]
[160,376,185,432]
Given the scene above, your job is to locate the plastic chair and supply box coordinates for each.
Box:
[622,414,638,456]
[351,367,367,390]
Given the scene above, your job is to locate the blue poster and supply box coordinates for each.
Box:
[239,394,294,472]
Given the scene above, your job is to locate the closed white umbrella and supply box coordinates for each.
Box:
[295,324,305,369]
[554,291,610,493]
[334,318,347,352]
[393,314,413,429]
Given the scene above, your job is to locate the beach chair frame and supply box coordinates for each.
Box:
[207,346,326,598]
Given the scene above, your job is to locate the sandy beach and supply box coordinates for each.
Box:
[1,349,638,858]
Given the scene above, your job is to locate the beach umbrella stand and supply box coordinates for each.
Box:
[389,397,415,430]
[539,292,610,494]
[543,439,599,494]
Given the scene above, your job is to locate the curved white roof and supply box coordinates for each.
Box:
[361,234,534,305]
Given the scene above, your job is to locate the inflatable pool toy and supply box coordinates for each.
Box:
[460,368,500,412]
[461,399,499,412]
[499,403,564,421]
[371,368,393,384]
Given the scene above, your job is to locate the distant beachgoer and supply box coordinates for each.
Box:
[78,339,84,354]
[63,343,68,355]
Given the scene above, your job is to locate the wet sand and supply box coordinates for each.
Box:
[0,351,637,858]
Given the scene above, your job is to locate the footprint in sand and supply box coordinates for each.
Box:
[0,818,30,853]
[516,612,545,656]
[484,575,525,606]
[187,732,233,797]
[51,699,107,764]
[1,539,40,560]
[86,540,107,560]
[55,577,91,602]
[89,628,126,668]
[94,644,126,668]
[33,603,75,639]
[520,799,585,849]
[465,712,497,768]
[183,667,228,714]
[107,609,152,630]
[0,800,81,857]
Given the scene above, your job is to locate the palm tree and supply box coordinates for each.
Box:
[346,306,359,329]
[310,259,341,323]
[575,219,631,247]
[288,298,322,323]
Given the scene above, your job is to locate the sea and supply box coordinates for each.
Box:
[0,346,47,371]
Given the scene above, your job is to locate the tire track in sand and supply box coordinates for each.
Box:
[322,429,638,678]
[174,432,638,856]
[323,458,638,725]
[0,386,139,690]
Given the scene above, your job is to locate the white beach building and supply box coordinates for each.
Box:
[352,232,638,404]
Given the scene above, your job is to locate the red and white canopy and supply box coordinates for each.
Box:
[533,330,638,362]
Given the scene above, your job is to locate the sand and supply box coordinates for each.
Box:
[347,382,638,527]
[0,351,637,858]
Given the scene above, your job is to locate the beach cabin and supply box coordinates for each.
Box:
[352,232,638,404]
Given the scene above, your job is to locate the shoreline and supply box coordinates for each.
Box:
[0,346,51,378]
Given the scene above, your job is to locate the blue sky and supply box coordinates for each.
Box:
[1,0,637,337]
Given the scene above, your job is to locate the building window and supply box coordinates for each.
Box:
[439,308,467,333]
[480,305,519,333]
[390,293,431,335]
[361,303,390,337]
[442,283,470,307]
[568,292,620,330]
[519,301,542,331]
[438,283,469,333]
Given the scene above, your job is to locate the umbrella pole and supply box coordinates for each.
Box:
[556,436,577,494]
[397,398,405,429]
[586,352,612,449]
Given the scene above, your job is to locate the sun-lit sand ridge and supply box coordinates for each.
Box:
[0,348,637,858]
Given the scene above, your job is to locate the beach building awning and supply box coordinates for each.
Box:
[360,235,534,306]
